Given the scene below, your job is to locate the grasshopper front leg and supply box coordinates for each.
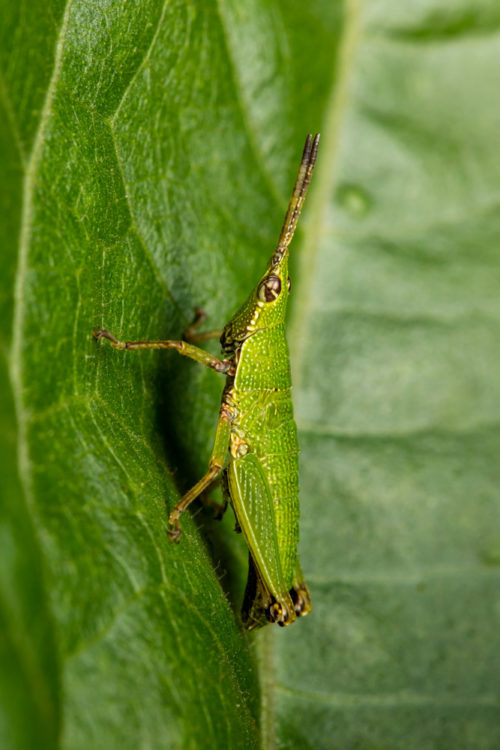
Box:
[93,328,234,375]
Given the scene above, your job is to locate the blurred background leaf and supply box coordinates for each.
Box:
[1,1,499,748]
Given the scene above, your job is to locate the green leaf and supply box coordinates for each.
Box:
[1,1,500,749]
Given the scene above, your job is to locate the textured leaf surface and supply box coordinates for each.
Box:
[1,1,499,749]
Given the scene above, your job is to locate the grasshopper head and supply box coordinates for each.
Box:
[220,250,291,354]
[220,133,319,357]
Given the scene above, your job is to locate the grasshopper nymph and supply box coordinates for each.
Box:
[94,134,320,629]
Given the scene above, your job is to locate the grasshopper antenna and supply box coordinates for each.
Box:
[272,133,320,266]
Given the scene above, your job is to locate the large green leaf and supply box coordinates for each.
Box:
[1,0,499,748]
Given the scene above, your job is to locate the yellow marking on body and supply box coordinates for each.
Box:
[230,432,250,458]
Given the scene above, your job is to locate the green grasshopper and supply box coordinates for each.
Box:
[94,133,320,629]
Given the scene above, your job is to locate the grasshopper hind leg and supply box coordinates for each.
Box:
[242,555,296,630]
[290,582,311,617]
[242,557,311,630]
[168,409,232,541]
[290,559,312,618]
[241,554,268,631]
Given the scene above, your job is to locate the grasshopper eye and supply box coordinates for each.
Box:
[257,275,282,302]
[287,276,291,292]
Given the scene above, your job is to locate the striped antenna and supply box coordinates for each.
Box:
[272,133,320,265]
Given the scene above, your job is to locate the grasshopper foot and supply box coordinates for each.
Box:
[167,524,182,543]
[268,599,295,627]
[290,584,312,617]
[93,328,119,345]
[168,511,183,543]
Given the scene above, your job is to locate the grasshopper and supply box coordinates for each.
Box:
[94,133,320,629]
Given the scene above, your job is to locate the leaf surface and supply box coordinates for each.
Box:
[1,1,499,749]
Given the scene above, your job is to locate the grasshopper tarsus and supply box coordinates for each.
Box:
[93,328,117,344]
[167,507,183,542]
[93,328,130,350]
[167,522,182,543]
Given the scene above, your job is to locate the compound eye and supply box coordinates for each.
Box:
[257,274,282,302]
[287,276,291,292]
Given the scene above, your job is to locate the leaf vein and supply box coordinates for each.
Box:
[214,0,285,209]
[0,65,27,167]
[106,118,185,322]
[276,685,500,708]
[110,0,171,124]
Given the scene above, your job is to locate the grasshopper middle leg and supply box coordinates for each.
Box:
[94,326,234,540]
[168,409,232,541]
[183,307,223,343]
